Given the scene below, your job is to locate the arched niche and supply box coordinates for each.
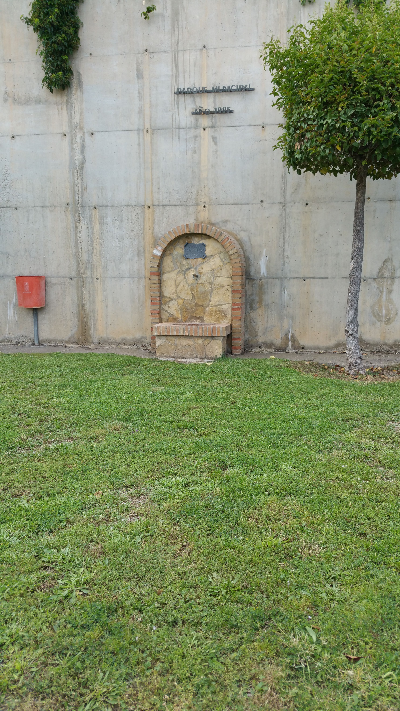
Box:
[149,223,245,355]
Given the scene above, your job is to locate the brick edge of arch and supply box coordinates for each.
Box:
[149,222,246,355]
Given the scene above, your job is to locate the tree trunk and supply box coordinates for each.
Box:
[345,168,367,375]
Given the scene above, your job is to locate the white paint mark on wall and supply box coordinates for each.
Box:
[288,322,292,351]
[7,292,17,334]
[260,250,268,277]
[0,159,11,204]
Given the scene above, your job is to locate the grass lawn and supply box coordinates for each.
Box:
[0,354,399,711]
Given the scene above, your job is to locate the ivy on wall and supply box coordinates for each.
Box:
[22,0,83,93]
[141,4,157,20]
[22,0,157,93]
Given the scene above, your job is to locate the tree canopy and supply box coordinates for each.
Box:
[262,0,400,182]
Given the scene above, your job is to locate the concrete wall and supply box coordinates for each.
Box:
[1,0,400,349]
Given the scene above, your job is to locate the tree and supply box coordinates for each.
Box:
[262,0,400,374]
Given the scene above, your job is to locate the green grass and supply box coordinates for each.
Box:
[0,354,399,711]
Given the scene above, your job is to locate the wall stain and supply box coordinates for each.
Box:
[143,49,154,338]
[260,249,268,277]
[67,70,90,343]
[6,292,17,334]
[0,159,12,204]
[279,329,302,352]
[91,206,105,340]
[372,257,398,325]
[246,278,264,341]
[197,45,209,223]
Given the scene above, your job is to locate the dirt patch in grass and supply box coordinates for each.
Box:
[288,360,400,382]
[119,490,149,521]
[85,543,104,558]
[38,578,57,592]
[2,696,56,711]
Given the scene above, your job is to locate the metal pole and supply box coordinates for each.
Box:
[33,308,39,346]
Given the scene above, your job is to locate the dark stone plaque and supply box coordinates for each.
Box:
[184,242,206,259]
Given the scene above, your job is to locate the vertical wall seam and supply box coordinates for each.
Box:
[143,50,154,339]
[67,70,90,344]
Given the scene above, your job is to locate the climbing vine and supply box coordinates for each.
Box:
[141,4,157,20]
[22,0,83,93]
[22,0,157,93]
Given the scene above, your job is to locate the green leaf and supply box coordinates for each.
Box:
[306,626,317,643]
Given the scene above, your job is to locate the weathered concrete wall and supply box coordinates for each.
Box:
[1,0,400,349]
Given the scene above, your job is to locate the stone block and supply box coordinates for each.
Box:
[204,305,231,322]
[204,336,226,359]
[155,334,227,360]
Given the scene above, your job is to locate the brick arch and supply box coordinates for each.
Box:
[149,222,245,355]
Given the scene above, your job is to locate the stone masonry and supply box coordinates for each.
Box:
[160,234,232,324]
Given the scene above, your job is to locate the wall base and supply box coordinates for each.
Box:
[156,334,227,360]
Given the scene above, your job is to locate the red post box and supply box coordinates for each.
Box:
[15,276,45,346]
[16,276,45,308]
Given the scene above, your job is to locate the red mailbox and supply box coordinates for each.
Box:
[15,276,45,346]
[16,276,45,308]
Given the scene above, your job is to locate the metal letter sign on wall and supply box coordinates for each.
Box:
[175,84,255,116]
[175,85,255,94]
[192,107,233,115]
